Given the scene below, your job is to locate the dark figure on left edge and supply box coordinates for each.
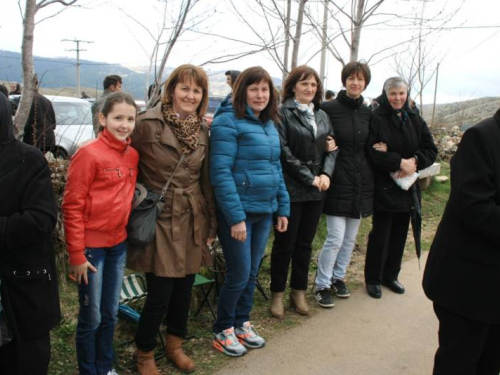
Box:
[0,92,60,375]
[423,108,500,375]
[365,77,437,299]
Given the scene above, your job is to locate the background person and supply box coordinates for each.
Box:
[22,78,56,154]
[0,93,60,375]
[270,65,337,317]
[63,92,139,375]
[314,61,374,307]
[423,107,500,375]
[127,64,217,374]
[324,89,335,101]
[225,70,241,91]
[210,66,290,357]
[92,75,122,136]
[364,77,437,299]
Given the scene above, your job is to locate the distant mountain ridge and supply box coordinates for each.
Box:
[0,50,233,99]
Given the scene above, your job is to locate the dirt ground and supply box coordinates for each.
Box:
[216,253,438,375]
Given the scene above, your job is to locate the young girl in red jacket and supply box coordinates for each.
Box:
[63,92,139,375]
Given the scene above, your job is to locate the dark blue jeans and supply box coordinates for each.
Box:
[213,211,272,333]
[76,242,127,375]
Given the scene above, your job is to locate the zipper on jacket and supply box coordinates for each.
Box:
[105,168,122,177]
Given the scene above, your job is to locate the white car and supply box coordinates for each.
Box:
[48,95,94,158]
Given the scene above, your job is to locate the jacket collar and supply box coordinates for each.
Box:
[283,97,316,137]
[141,102,208,151]
[494,108,500,129]
[98,128,131,153]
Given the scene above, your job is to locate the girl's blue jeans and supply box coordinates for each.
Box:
[76,241,127,375]
[213,211,272,333]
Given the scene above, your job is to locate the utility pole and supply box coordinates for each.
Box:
[62,39,93,96]
[431,62,440,127]
[319,0,328,91]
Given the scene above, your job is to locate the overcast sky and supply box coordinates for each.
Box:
[1,0,499,104]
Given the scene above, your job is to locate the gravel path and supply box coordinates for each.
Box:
[216,253,438,375]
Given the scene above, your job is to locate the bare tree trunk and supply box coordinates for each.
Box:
[291,0,307,69]
[15,0,37,138]
[350,0,365,62]
[282,0,292,85]
[147,0,192,108]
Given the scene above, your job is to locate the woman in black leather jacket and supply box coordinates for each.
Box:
[270,66,337,318]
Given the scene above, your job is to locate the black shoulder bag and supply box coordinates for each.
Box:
[127,154,186,247]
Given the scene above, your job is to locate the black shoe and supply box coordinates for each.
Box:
[381,279,405,294]
[315,288,335,308]
[366,284,382,299]
[332,279,351,298]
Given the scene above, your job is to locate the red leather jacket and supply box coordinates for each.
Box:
[62,129,139,265]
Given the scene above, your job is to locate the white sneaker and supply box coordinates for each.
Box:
[235,321,266,349]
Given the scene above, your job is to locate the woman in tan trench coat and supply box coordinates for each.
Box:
[127,64,217,374]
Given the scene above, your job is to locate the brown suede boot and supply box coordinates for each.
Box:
[270,292,285,319]
[290,289,310,316]
[136,349,161,375]
[165,333,195,373]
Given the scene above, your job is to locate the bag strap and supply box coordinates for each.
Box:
[160,153,186,200]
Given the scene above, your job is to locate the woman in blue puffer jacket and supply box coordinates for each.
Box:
[210,66,290,357]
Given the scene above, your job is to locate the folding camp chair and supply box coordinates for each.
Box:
[114,274,165,371]
[210,240,269,301]
[192,273,216,321]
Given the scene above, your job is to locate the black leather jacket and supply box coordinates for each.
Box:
[276,98,338,202]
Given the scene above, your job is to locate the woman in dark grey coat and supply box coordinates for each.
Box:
[270,66,337,318]
[314,62,374,307]
[364,77,437,299]
[0,93,60,374]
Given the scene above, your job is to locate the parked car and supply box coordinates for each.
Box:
[204,95,225,127]
[49,96,94,158]
[10,94,94,159]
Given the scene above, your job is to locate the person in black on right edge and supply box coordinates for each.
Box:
[364,76,437,299]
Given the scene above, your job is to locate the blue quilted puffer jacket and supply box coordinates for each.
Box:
[209,103,290,226]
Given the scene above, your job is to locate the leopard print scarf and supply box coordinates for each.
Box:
[161,104,200,154]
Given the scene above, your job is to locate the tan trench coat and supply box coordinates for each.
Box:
[126,103,217,277]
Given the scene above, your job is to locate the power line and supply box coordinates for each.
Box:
[62,39,94,94]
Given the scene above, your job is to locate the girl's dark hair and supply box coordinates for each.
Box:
[232,66,279,124]
[98,92,137,133]
[341,61,371,88]
[281,65,323,108]
[162,64,209,118]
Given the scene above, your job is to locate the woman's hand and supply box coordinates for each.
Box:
[275,216,288,232]
[206,237,216,246]
[325,136,338,152]
[312,176,322,191]
[372,142,387,152]
[70,261,97,285]
[318,174,330,191]
[231,221,247,242]
[399,157,417,176]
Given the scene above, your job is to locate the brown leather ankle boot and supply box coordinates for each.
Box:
[136,349,161,375]
[290,289,310,315]
[270,292,285,319]
[165,333,195,373]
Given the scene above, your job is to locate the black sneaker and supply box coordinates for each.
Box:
[333,279,351,298]
[315,288,335,308]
